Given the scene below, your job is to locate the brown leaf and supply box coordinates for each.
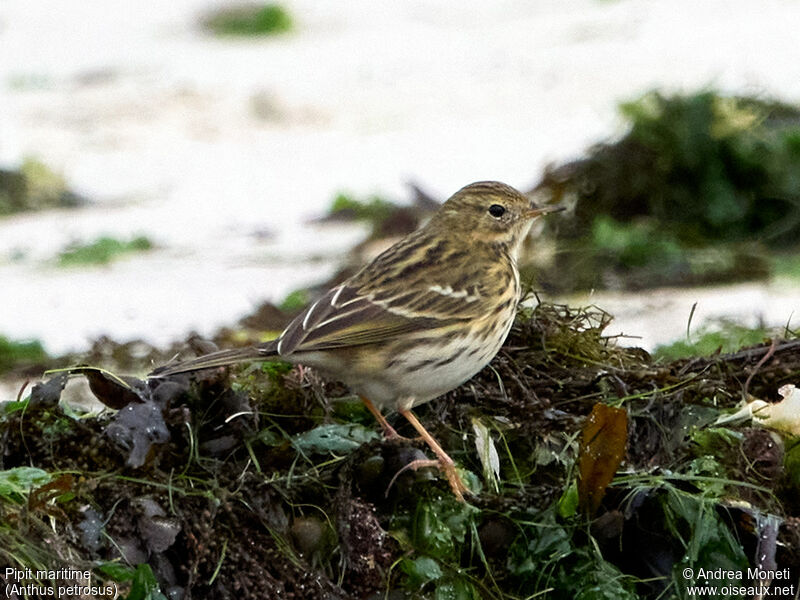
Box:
[81,367,145,409]
[578,403,628,515]
[28,474,73,514]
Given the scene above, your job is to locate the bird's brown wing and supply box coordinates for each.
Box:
[275,279,488,356]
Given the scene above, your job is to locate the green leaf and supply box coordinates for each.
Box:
[96,562,136,582]
[686,455,728,497]
[291,423,379,455]
[434,577,481,600]
[569,548,640,600]
[690,427,742,455]
[1,399,29,416]
[126,564,167,600]
[661,489,748,596]
[508,508,572,579]
[330,395,371,422]
[0,467,51,500]
[400,556,442,589]
[527,521,572,559]
[557,480,579,518]
[412,498,478,560]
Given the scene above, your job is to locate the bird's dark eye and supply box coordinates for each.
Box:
[488,204,506,218]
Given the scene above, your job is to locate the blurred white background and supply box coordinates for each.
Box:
[0,0,798,354]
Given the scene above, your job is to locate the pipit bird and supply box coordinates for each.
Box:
[151,181,562,500]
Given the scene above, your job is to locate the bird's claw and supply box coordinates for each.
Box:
[385,456,470,502]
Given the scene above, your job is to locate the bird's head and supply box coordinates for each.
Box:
[430,181,562,255]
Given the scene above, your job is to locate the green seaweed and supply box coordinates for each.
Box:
[328,192,395,225]
[536,90,800,291]
[0,334,48,373]
[0,157,84,215]
[57,235,153,267]
[654,319,772,360]
[203,3,293,37]
[279,289,309,313]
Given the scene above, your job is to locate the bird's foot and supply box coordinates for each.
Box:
[395,407,471,502]
[385,455,469,502]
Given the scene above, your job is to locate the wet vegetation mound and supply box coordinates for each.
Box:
[534,91,800,291]
[2,302,799,599]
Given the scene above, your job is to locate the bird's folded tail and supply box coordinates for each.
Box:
[149,341,279,378]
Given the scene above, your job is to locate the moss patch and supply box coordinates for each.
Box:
[0,157,84,216]
[0,335,48,374]
[57,235,153,267]
[202,3,293,37]
[654,319,776,360]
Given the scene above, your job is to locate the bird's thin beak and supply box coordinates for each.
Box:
[525,205,566,218]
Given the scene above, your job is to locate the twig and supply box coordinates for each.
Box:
[743,337,779,400]
[15,380,30,403]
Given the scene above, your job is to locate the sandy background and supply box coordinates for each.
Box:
[1,0,798,354]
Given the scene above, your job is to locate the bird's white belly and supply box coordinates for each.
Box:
[372,315,514,411]
[389,341,492,408]
[296,306,517,414]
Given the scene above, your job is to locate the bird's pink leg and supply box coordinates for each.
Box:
[359,395,403,440]
[396,408,470,502]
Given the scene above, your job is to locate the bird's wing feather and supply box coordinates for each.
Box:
[276,279,489,356]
